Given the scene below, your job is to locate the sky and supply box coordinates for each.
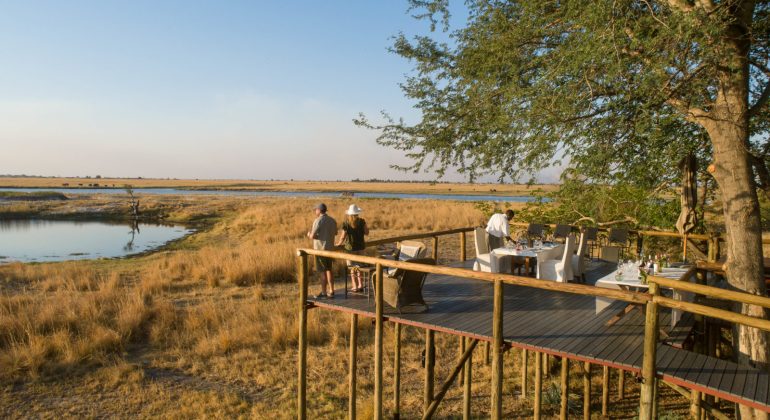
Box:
[0,1,561,183]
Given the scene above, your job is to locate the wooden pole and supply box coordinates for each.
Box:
[349,314,358,420]
[491,279,504,420]
[460,231,467,262]
[374,263,384,419]
[485,341,491,365]
[683,233,688,261]
[459,336,466,385]
[691,390,702,420]
[422,340,479,420]
[297,252,308,420]
[521,349,528,399]
[424,329,435,413]
[534,352,542,420]
[601,366,609,417]
[560,357,569,420]
[583,362,591,420]
[618,369,625,399]
[463,337,472,420]
[432,236,439,261]
[393,323,401,420]
[544,354,550,378]
[639,282,660,420]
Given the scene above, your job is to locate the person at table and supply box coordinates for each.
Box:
[485,209,515,250]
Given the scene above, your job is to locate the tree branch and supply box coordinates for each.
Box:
[749,61,770,117]
[666,98,710,123]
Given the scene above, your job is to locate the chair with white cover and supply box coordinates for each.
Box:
[571,232,588,283]
[473,227,492,272]
[389,240,426,275]
[537,235,576,282]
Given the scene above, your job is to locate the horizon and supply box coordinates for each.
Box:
[0,1,563,184]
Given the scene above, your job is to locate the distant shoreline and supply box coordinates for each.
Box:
[0,177,558,197]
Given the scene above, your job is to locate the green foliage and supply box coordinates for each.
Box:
[516,177,680,230]
[355,1,769,191]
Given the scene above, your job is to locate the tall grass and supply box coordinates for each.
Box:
[0,197,484,381]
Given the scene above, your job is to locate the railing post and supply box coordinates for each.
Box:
[424,329,435,413]
[521,349,528,399]
[349,314,358,420]
[601,366,609,417]
[491,279,504,419]
[432,236,439,261]
[393,323,401,420]
[297,251,309,420]
[463,337,472,420]
[560,357,569,420]
[583,362,591,420]
[639,282,660,420]
[534,352,542,420]
[459,231,467,262]
[374,263,383,419]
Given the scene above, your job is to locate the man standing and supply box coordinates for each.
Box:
[307,203,337,298]
[485,209,515,250]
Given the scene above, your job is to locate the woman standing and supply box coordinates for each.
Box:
[336,204,369,292]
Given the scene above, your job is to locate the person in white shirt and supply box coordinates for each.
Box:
[486,209,515,250]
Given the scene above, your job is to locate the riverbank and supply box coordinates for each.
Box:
[0,176,557,197]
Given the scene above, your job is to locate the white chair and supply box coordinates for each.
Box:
[473,227,493,272]
[537,235,576,282]
[571,232,588,282]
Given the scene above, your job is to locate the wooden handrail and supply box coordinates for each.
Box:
[366,227,476,247]
[509,222,713,241]
[649,275,770,310]
[653,295,770,333]
[298,248,649,304]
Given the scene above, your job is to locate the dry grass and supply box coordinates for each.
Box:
[0,195,694,418]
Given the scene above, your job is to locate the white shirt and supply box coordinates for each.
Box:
[486,213,510,238]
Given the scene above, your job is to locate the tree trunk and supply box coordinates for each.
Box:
[701,4,768,418]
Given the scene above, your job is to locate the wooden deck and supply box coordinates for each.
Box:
[308,261,770,412]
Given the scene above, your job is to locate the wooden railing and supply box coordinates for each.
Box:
[509,221,725,261]
[296,225,648,420]
[297,226,770,419]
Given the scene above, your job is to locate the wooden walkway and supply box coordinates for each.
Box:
[308,261,770,412]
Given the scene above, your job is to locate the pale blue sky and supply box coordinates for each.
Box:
[0,1,560,182]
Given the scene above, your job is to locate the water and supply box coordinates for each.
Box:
[0,187,542,202]
[0,219,193,263]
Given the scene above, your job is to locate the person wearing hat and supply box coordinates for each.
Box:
[336,204,369,292]
[307,203,337,298]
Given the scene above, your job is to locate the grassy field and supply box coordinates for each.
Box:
[0,176,557,197]
[0,194,692,418]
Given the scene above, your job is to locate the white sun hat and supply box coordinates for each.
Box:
[345,204,363,215]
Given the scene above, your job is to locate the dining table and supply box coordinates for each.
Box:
[595,266,693,326]
[490,243,562,275]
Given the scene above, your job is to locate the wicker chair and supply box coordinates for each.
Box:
[377,257,436,313]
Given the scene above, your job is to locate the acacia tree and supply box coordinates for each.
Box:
[358,1,769,416]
